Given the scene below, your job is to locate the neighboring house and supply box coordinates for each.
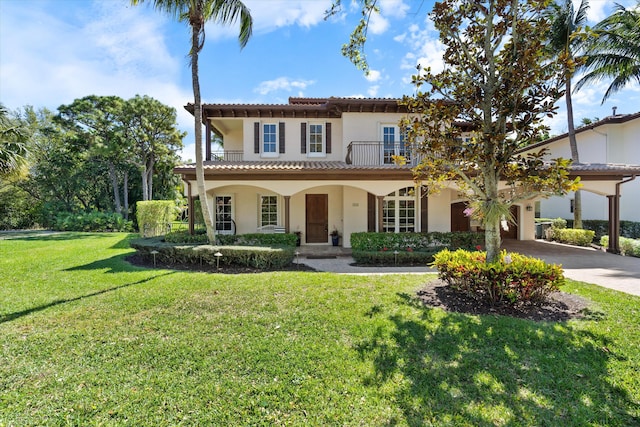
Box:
[175,97,639,249]
[523,112,640,222]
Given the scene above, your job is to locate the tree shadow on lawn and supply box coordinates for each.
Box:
[356,292,637,426]
[0,271,174,324]
[65,253,145,274]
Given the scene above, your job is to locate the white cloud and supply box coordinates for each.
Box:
[379,0,410,19]
[368,12,390,35]
[367,85,380,97]
[254,77,315,95]
[365,70,382,82]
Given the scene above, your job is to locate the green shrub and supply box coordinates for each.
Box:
[600,236,640,257]
[564,219,640,240]
[130,238,294,269]
[432,249,565,307]
[53,211,133,232]
[136,201,177,237]
[217,233,297,247]
[164,229,208,244]
[550,228,595,246]
[350,232,483,265]
[352,249,440,265]
[552,217,567,229]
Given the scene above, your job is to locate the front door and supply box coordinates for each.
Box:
[451,202,470,232]
[306,194,328,243]
[501,205,519,240]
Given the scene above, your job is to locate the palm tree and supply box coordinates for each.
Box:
[575,4,640,103]
[131,0,252,243]
[0,105,28,178]
[548,0,589,229]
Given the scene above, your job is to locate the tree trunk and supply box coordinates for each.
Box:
[146,156,155,201]
[485,217,502,264]
[565,78,582,228]
[123,170,129,220]
[108,161,122,215]
[141,163,149,201]
[191,19,216,243]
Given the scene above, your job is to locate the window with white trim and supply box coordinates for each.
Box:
[263,123,278,156]
[383,187,416,233]
[259,195,279,227]
[308,123,324,156]
[381,125,408,164]
[215,195,234,234]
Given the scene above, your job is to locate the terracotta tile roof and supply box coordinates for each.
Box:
[176,160,411,171]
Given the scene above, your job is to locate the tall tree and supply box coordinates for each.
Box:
[548,0,589,229]
[122,95,185,201]
[131,0,252,243]
[0,105,28,178]
[575,3,640,102]
[57,96,128,216]
[339,0,579,263]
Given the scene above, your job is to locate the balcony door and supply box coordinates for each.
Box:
[381,125,408,164]
[305,194,328,243]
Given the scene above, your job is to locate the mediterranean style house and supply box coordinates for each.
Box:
[175,97,640,251]
[522,111,640,223]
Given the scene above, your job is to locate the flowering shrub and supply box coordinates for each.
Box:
[432,249,565,306]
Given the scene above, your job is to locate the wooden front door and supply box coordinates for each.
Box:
[306,194,328,243]
[451,202,470,232]
[501,205,519,240]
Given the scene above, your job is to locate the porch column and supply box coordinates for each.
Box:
[377,195,385,232]
[205,120,212,161]
[187,181,194,235]
[284,196,291,233]
[607,195,619,253]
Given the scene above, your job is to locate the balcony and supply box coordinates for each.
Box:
[210,150,244,162]
[346,141,422,166]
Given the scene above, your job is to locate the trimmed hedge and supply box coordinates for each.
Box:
[543,218,640,240]
[163,231,297,247]
[53,211,133,232]
[548,228,595,246]
[432,249,565,307]
[600,236,640,257]
[130,237,295,269]
[351,232,484,265]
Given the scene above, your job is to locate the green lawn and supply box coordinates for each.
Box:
[0,232,638,426]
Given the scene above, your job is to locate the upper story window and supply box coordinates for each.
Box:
[309,123,324,156]
[263,124,277,154]
[381,125,408,164]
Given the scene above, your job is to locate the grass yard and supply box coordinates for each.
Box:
[0,232,638,426]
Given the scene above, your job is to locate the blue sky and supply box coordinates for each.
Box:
[1,0,638,161]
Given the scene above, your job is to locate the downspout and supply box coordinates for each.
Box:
[610,175,637,253]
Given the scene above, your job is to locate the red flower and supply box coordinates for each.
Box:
[406,247,413,252]
[382,247,388,251]
[476,245,482,251]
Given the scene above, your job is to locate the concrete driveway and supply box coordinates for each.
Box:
[502,240,640,296]
[302,240,640,297]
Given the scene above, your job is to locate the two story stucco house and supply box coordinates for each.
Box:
[175,97,640,250]
[523,112,640,223]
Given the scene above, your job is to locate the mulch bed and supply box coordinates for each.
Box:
[418,279,591,322]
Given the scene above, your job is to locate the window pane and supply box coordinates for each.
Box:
[260,195,278,226]
[263,124,277,153]
[309,124,323,153]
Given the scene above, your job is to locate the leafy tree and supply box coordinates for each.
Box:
[122,95,185,201]
[547,0,590,229]
[131,0,253,243]
[575,3,640,103]
[340,0,579,263]
[0,104,28,178]
[56,96,129,216]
